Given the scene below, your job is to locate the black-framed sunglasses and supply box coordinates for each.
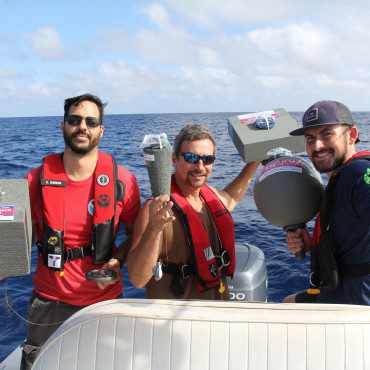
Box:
[177,152,216,165]
[65,115,101,128]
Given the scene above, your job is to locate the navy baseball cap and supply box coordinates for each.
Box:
[290,100,359,143]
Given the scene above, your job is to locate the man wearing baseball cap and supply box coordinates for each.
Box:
[284,100,370,305]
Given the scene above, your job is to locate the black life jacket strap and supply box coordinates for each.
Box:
[161,263,196,297]
[314,155,370,290]
[162,263,195,279]
[161,253,229,280]
[37,242,92,261]
[340,263,370,277]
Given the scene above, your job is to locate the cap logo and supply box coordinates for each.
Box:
[306,108,318,123]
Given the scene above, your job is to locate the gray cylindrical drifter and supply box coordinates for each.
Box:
[253,156,324,228]
[143,146,172,197]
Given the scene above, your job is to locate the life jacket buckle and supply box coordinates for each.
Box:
[36,242,43,254]
[66,246,88,261]
[309,271,321,288]
[215,250,231,269]
[179,264,191,279]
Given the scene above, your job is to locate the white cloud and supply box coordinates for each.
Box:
[164,0,312,29]
[0,67,23,80]
[25,27,63,61]
[247,22,335,72]
[142,2,171,26]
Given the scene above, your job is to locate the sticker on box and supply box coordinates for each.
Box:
[0,205,15,221]
[238,110,279,126]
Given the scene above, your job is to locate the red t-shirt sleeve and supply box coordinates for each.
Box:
[25,166,42,223]
[117,166,141,225]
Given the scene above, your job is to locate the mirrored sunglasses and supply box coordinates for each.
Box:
[65,115,101,128]
[178,152,215,165]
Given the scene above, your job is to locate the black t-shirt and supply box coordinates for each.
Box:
[318,158,370,304]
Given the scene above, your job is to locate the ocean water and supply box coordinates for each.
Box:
[0,112,368,361]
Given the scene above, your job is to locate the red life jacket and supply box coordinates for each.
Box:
[170,175,235,290]
[40,151,120,273]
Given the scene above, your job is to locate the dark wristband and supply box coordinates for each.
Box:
[111,256,123,269]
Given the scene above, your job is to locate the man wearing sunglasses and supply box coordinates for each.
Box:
[21,93,141,369]
[127,124,260,300]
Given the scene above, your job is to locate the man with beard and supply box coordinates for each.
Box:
[284,100,370,305]
[21,93,141,369]
[127,124,260,300]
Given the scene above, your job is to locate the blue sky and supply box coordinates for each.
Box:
[1,0,370,117]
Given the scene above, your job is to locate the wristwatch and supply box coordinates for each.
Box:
[110,256,123,269]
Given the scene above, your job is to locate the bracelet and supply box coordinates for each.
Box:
[110,256,123,269]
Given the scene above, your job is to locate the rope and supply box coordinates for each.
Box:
[1,281,67,327]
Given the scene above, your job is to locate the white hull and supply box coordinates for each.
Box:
[1,345,22,370]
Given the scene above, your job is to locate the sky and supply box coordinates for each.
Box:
[1,0,370,117]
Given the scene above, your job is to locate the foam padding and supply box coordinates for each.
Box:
[228,108,306,162]
[143,147,172,197]
[0,179,32,277]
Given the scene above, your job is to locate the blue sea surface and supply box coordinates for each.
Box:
[0,112,368,361]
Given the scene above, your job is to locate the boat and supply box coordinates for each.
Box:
[0,243,267,369]
[23,299,370,370]
[2,244,370,369]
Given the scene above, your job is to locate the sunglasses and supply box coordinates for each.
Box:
[177,152,215,165]
[65,115,101,128]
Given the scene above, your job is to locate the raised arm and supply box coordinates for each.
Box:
[211,160,260,212]
[126,196,175,289]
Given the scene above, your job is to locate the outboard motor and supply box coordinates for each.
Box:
[253,150,324,258]
[227,244,268,302]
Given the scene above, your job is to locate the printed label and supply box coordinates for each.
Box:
[204,246,215,261]
[259,159,302,182]
[144,153,155,162]
[48,254,61,268]
[41,179,66,187]
[0,205,15,221]
[209,262,218,277]
[237,110,278,124]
